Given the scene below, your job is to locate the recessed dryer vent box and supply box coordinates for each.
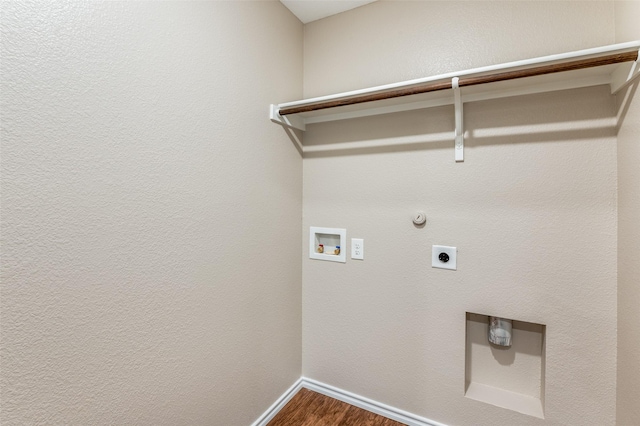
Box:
[309,227,346,263]
[465,312,546,419]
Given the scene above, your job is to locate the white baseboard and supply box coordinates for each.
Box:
[251,377,303,426]
[301,377,447,426]
[252,376,447,426]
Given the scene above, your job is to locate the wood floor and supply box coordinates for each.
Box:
[267,388,406,426]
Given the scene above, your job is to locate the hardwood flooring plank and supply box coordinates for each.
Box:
[339,404,406,426]
[267,388,406,426]
[268,388,347,425]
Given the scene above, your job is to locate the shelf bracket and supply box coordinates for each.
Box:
[611,48,640,94]
[452,77,464,162]
[270,104,306,131]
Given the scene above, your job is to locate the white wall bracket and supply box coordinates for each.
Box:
[452,77,464,162]
[611,48,640,95]
[270,104,306,131]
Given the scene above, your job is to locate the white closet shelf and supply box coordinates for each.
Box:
[270,41,639,161]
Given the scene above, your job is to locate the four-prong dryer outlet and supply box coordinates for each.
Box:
[432,245,457,270]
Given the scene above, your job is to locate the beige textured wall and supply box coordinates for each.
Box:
[302,2,618,425]
[615,2,640,425]
[0,2,302,425]
[303,0,615,98]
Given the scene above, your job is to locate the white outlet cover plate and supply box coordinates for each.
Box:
[432,245,457,270]
[351,238,364,260]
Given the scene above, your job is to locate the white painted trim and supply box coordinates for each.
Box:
[300,377,448,426]
[251,378,303,426]
[251,376,449,426]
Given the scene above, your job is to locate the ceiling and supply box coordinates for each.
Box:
[280,0,377,24]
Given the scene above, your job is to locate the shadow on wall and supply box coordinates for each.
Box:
[616,80,638,134]
[490,343,516,366]
[285,86,616,158]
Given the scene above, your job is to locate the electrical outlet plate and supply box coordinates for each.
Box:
[351,238,364,260]
[432,245,457,270]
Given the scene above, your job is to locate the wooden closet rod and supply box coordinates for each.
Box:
[279,51,638,116]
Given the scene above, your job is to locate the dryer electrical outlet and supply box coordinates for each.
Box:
[432,245,457,270]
